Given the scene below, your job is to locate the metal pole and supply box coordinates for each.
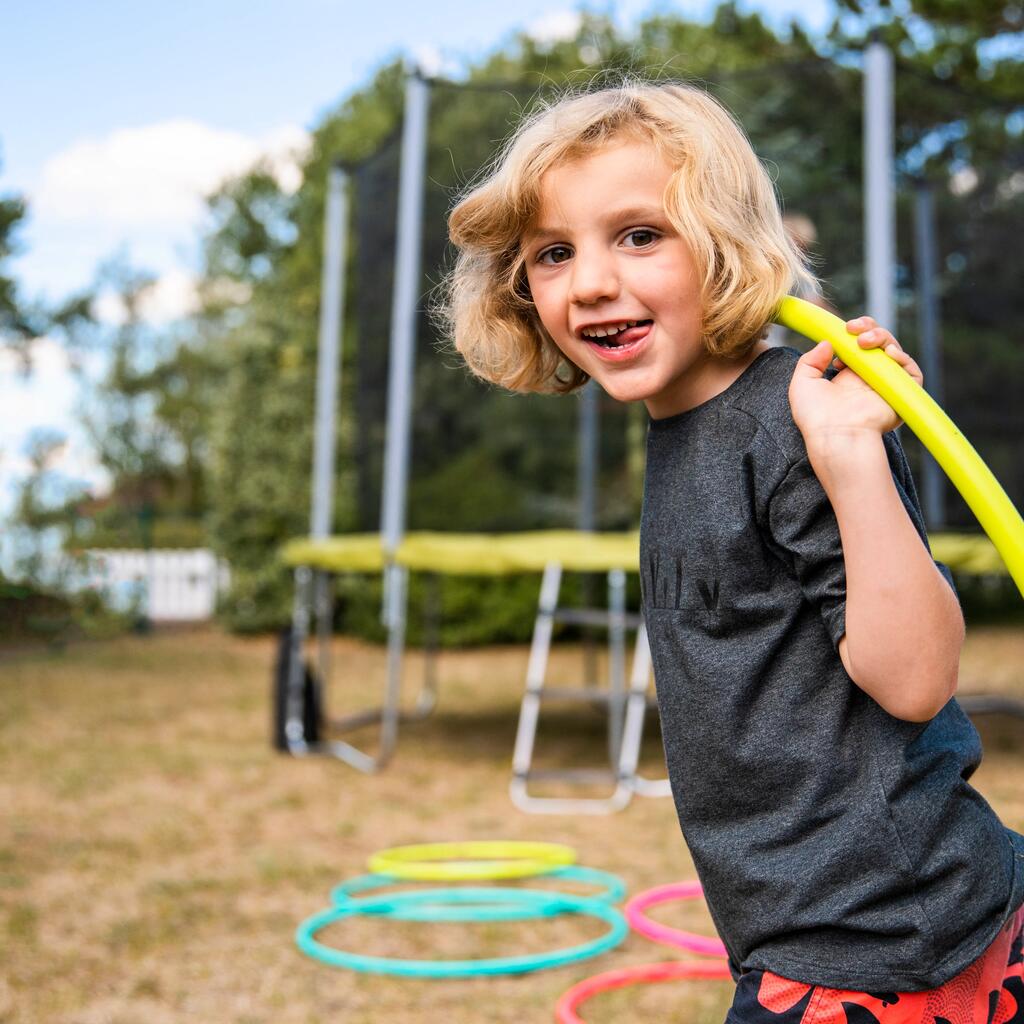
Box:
[377,67,430,767]
[310,163,350,695]
[913,180,946,530]
[381,69,430,559]
[578,381,599,686]
[864,37,896,331]
[578,382,598,532]
[311,163,349,542]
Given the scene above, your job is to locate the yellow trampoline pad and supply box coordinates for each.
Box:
[281,530,639,575]
[281,530,1006,578]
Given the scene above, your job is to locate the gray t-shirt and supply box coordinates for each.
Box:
[640,345,1024,991]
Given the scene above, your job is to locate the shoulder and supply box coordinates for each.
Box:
[725,346,807,469]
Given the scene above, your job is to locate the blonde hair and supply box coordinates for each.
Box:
[443,80,817,393]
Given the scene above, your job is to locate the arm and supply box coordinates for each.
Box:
[789,322,964,722]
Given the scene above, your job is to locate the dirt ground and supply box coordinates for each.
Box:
[3,625,1024,1024]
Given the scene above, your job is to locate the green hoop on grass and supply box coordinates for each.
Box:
[329,865,626,921]
[295,887,627,977]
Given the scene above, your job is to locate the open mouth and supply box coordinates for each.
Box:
[581,319,653,347]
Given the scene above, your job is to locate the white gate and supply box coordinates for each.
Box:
[83,549,229,622]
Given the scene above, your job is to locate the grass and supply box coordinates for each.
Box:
[2,625,1023,1023]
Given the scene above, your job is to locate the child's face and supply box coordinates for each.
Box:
[523,139,735,418]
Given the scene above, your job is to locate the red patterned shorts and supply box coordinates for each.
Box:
[728,907,1024,1024]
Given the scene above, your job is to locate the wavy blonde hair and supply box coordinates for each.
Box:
[442,80,817,393]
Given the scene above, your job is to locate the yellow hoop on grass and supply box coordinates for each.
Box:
[367,841,576,881]
[775,297,1024,597]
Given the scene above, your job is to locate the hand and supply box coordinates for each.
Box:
[789,316,924,453]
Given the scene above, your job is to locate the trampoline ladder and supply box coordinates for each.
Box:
[510,562,670,814]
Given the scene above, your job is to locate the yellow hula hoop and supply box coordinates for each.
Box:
[775,296,1024,597]
[367,841,577,881]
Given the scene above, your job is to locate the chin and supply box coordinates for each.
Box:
[594,377,654,405]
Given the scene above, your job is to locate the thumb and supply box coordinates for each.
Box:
[793,340,833,380]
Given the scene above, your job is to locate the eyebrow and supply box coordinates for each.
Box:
[526,205,667,245]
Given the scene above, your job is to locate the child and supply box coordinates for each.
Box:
[444,82,1024,1022]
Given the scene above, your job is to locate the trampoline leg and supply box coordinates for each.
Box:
[280,562,407,773]
[607,569,627,766]
[378,562,407,762]
[313,569,333,710]
[284,566,314,753]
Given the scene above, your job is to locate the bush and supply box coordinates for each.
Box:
[0,577,136,648]
[332,569,642,648]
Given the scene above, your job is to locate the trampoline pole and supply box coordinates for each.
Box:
[913,180,947,531]
[864,35,896,332]
[579,381,600,689]
[381,67,429,559]
[312,163,348,543]
[379,67,431,768]
[311,163,350,696]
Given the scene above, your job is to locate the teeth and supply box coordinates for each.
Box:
[582,320,639,339]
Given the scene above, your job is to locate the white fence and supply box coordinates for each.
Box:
[82,549,230,622]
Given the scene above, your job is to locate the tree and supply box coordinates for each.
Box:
[8,430,86,585]
[0,158,41,363]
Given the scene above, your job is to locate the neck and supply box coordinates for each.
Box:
[645,340,770,420]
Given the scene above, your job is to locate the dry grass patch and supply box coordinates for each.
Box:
[2,624,1023,1023]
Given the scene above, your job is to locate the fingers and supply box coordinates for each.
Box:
[841,316,924,385]
[794,340,835,379]
[882,345,924,385]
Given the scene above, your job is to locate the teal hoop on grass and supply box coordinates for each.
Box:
[328,865,626,921]
[295,887,628,977]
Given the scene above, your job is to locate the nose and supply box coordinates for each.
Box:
[569,247,620,305]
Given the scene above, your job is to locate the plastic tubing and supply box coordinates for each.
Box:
[367,840,576,881]
[555,959,732,1024]
[295,887,628,977]
[775,297,1024,597]
[624,881,728,956]
[330,866,626,921]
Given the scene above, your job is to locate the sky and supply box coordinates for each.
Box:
[0,0,833,531]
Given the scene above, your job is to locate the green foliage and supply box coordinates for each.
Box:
[8,430,88,585]
[0,172,42,356]
[334,570,617,647]
[0,574,137,648]
[207,309,319,632]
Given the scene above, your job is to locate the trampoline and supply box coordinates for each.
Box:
[276,72,1023,811]
[279,529,663,813]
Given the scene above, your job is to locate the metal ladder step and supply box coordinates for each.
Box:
[551,608,644,629]
[531,686,623,705]
[514,767,621,784]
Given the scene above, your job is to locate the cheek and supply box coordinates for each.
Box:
[632,249,702,311]
[525,275,562,332]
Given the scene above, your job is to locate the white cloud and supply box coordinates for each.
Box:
[33,119,310,230]
[526,10,583,45]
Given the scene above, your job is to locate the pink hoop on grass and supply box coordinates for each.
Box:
[555,959,731,1024]
[624,881,728,957]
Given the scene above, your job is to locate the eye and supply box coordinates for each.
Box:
[622,228,660,248]
[537,244,573,265]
